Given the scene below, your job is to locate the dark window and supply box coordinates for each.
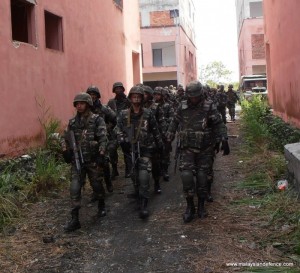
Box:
[11,0,36,45]
[250,1,263,17]
[170,9,179,18]
[153,49,162,67]
[113,0,123,9]
[45,11,63,51]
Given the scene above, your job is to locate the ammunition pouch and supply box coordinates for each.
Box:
[179,131,204,149]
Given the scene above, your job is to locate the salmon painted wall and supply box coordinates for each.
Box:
[0,0,140,155]
[264,0,300,128]
[123,0,142,90]
[238,18,265,76]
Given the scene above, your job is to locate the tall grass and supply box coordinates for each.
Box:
[239,96,300,256]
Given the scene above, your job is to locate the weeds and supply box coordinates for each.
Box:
[239,96,300,256]
[24,149,68,201]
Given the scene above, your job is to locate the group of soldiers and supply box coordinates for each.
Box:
[62,81,239,231]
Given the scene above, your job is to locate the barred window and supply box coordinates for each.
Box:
[113,0,123,9]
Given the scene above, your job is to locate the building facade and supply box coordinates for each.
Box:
[236,0,266,77]
[264,0,300,128]
[139,0,197,89]
[0,0,141,155]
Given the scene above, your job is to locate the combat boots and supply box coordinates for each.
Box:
[163,164,170,181]
[97,199,107,217]
[111,164,119,180]
[183,197,195,223]
[64,207,81,232]
[139,197,149,219]
[127,185,139,199]
[207,182,213,202]
[197,195,208,219]
[104,165,114,193]
[154,180,162,194]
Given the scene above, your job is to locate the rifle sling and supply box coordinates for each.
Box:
[127,108,144,144]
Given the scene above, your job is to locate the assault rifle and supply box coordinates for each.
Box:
[69,130,84,176]
[126,125,140,180]
[174,134,181,174]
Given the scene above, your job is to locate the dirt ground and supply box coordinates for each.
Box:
[0,111,298,273]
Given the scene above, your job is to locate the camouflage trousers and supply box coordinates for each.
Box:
[179,148,214,198]
[107,139,118,166]
[70,162,105,208]
[131,156,152,199]
[227,103,236,119]
[217,106,227,124]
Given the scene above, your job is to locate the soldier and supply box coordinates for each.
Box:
[115,86,163,219]
[86,85,116,193]
[154,87,174,181]
[62,93,107,232]
[226,84,240,121]
[173,84,187,110]
[143,85,165,194]
[166,81,229,223]
[216,84,228,124]
[107,82,131,178]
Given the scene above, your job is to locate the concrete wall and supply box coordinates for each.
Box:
[285,143,300,193]
[0,0,141,155]
[238,18,266,76]
[264,0,300,128]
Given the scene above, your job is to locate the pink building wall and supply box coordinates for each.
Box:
[123,0,142,88]
[264,0,300,128]
[238,18,265,76]
[0,0,141,155]
[141,26,197,87]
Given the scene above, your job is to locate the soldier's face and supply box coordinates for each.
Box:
[75,102,88,113]
[189,96,201,105]
[144,93,150,102]
[154,93,162,102]
[114,87,124,95]
[131,94,142,104]
[90,93,98,102]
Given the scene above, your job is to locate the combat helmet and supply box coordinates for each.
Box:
[143,85,154,95]
[86,85,101,98]
[128,86,144,99]
[153,86,163,95]
[73,93,93,107]
[112,82,125,93]
[186,81,204,98]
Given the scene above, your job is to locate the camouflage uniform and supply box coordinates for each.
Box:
[167,81,229,223]
[154,87,175,181]
[226,84,239,121]
[173,85,187,112]
[62,93,107,231]
[107,82,131,178]
[143,85,166,193]
[115,86,163,219]
[216,85,228,124]
[87,86,117,192]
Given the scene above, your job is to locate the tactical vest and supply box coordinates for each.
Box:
[179,100,211,149]
[68,113,102,162]
[120,108,156,148]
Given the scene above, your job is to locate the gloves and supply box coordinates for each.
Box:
[95,154,106,166]
[221,140,230,155]
[214,142,221,154]
[62,150,73,163]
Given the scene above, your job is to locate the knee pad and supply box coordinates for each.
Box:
[180,170,194,184]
